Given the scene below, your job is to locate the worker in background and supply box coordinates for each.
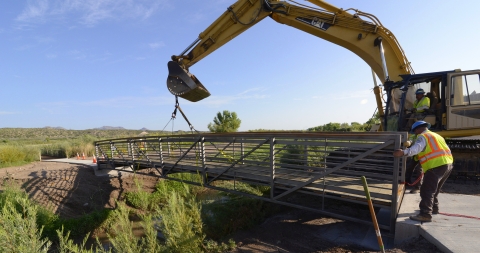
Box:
[403,88,430,130]
[393,120,453,222]
[404,134,422,194]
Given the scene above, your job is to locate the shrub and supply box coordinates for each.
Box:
[201,181,276,240]
[103,203,161,252]
[0,183,52,252]
[157,192,205,253]
[125,178,162,211]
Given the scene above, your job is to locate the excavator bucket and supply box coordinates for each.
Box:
[166,61,210,102]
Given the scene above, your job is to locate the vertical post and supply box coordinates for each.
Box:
[270,137,275,199]
[201,137,207,186]
[167,138,171,157]
[304,140,308,166]
[241,137,244,164]
[159,138,164,165]
[95,144,99,159]
[391,133,403,233]
[322,137,327,210]
[232,137,236,190]
[233,137,236,162]
[130,140,135,160]
[110,142,114,159]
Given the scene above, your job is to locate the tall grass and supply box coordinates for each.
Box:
[40,140,95,158]
[0,140,97,166]
[0,145,40,167]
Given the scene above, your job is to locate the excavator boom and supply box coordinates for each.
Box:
[167,0,413,106]
[166,0,480,140]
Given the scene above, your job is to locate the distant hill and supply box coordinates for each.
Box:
[0,128,169,140]
[140,127,149,131]
[44,126,66,130]
[94,126,126,130]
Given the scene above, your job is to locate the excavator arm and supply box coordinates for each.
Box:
[167,0,414,119]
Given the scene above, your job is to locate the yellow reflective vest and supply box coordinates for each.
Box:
[417,131,453,172]
[413,96,430,113]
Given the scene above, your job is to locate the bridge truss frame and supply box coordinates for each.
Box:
[95,132,407,234]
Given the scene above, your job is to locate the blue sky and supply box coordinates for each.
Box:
[1,0,480,131]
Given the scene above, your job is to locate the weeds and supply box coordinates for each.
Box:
[201,181,275,240]
[125,178,156,211]
[0,145,40,168]
[0,186,51,252]
[157,191,205,253]
[0,172,265,252]
[103,202,161,252]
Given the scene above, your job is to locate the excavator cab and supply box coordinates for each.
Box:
[384,70,480,135]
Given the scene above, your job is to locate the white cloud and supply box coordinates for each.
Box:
[198,88,268,107]
[149,42,165,49]
[36,36,55,43]
[80,96,172,107]
[15,44,34,51]
[16,0,49,22]
[333,89,372,100]
[237,87,265,96]
[46,53,57,59]
[360,99,368,105]
[16,0,169,26]
[68,49,87,60]
[0,111,16,115]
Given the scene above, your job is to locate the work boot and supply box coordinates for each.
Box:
[410,187,420,194]
[410,213,432,222]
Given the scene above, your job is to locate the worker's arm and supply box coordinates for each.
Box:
[393,135,426,157]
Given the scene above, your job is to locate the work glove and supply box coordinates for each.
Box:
[393,149,405,157]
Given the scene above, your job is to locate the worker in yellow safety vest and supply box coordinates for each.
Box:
[403,88,430,130]
[393,120,453,222]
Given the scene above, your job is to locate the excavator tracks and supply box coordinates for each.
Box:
[446,139,480,184]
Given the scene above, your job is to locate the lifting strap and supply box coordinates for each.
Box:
[171,96,198,133]
[168,96,235,162]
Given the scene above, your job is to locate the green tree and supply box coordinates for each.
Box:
[207,110,241,133]
[350,122,365,131]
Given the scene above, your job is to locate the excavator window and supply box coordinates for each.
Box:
[451,74,480,106]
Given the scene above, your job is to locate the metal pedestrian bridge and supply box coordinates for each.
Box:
[95,131,408,234]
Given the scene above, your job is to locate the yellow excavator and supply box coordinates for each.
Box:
[166,0,480,158]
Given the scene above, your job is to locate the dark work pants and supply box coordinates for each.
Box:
[419,164,453,217]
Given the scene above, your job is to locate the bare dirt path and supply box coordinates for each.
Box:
[0,161,160,218]
[1,161,478,252]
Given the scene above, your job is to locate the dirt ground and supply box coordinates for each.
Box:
[0,160,479,252]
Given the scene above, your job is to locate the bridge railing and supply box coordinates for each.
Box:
[95,131,407,234]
